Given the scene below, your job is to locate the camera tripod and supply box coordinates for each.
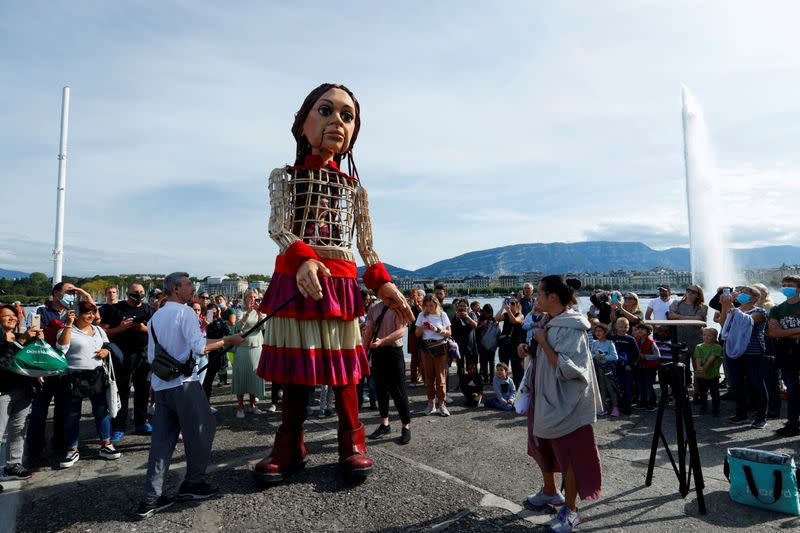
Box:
[645,362,707,515]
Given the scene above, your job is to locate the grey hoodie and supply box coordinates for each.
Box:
[532,308,602,439]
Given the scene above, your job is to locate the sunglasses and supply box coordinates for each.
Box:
[685,288,698,294]
[200,295,210,299]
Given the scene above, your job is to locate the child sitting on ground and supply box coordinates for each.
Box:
[591,322,619,416]
[459,361,484,407]
[485,362,516,411]
[633,323,660,411]
[693,327,723,416]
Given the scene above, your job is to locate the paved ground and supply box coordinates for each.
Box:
[3,373,800,532]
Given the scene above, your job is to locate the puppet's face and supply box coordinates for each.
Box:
[302,88,356,157]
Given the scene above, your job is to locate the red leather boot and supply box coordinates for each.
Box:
[253,428,308,484]
[338,423,373,479]
[335,383,373,479]
[253,385,309,484]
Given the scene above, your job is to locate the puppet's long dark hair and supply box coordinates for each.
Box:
[292,83,361,180]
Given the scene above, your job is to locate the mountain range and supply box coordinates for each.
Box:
[0,269,30,279]
[6,242,800,281]
[360,242,800,278]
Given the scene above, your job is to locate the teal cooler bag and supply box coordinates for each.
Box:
[724,447,800,516]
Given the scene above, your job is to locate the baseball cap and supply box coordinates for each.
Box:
[657,285,670,292]
[148,288,163,298]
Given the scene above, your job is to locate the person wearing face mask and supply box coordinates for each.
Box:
[768,275,800,437]
[25,282,94,466]
[719,286,768,429]
[100,283,154,443]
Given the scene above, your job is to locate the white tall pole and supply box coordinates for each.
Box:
[53,86,70,284]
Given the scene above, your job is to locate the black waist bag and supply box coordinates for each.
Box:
[150,323,195,381]
[67,367,107,399]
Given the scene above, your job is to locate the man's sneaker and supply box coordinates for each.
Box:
[368,424,391,440]
[60,449,80,469]
[526,486,566,508]
[547,506,581,532]
[177,480,219,501]
[439,404,451,417]
[729,415,749,425]
[135,496,175,519]
[3,463,32,481]
[110,431,125,445]
[775,424,800,437]
[751,419,768,429]
[135,422,153,436]
[100,443,122,460]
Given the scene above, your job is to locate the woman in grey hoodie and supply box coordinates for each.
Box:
[526,275,602,533]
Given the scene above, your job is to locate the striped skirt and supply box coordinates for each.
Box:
[257,316,369,386]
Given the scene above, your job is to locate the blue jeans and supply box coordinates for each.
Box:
[618,368,633,407]
[485,397,514,411]
[638,367,657,405]
[63,390,111,450]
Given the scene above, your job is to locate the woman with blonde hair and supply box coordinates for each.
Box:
[752,282,781,418]
[233,289,266,418]
[611,291,644,333]
[415,293,452,416]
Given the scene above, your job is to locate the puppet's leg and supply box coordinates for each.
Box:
[254,384,309,484]
[335,382,373,479]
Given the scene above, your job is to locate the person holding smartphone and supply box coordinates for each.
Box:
[232,290,267,418]
[100,283,153,443]
[1,305,44,483]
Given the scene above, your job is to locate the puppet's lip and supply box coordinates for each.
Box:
[324,130,345,138]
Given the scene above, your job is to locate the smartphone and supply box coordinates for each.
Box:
[722,288,731,298]
[69,297,80,313]
[206,310,215,322]
[503,297,510,306]
[31,314,41,329]
[611,293,619,304]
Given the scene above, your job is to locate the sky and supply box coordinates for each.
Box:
[2,0,800,278]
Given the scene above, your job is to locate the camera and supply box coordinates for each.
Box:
[722,288,731,298]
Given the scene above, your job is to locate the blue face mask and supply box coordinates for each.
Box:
[60,293,75,307]
[782,287,799,299]
[736,293,751,305]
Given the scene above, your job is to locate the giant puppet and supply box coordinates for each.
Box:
[254,84,413,483]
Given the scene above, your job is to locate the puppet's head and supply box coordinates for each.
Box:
[292,83,361,173]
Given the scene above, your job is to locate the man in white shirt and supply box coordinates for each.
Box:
[645,285,674,321]
[136,272,244,519]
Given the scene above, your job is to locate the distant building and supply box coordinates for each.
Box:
[248,280,269,292]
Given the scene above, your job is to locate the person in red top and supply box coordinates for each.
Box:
[254,84,413,484]
[633,323,660,410]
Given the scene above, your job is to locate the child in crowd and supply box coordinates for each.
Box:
[633,323,660,411]
[693,327,723,416]
[485,363,516,411]
[318,384,335,418]
[459,361,484,407]
[591,322,619,416]
[611,317,640,415]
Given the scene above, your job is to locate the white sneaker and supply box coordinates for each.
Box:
[267,403,277,413]
[235,409,245,419]
[439,404,451,417]
[99,444,122,460]
[527,486,566,507]
[547,506,581,532]
[209,406,218,414]
[425,403,438,416]
[60,449,80,468]
[247,406,264,415]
